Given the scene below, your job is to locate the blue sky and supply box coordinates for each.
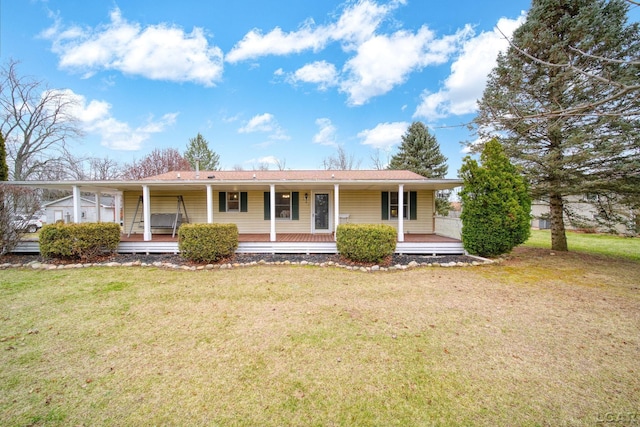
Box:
[3,1,637,177]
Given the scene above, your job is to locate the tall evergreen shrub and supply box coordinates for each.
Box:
[459,139,531,257]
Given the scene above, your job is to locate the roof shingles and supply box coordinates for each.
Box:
[146,170,429,181]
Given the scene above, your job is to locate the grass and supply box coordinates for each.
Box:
[1,248,639,426]
[525,229,640,261]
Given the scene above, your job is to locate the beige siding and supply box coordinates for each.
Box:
[123,191,208,235]
[339,190,434,234]
[123,188,435,235]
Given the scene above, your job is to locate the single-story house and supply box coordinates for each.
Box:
[531,195,638,235]
[12,170,464,254]
[42,195,118,224]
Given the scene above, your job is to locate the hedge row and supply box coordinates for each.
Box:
[178,223,239,263]
[39,222,121,261]
[38,222,397,265]
[336,224,396,263]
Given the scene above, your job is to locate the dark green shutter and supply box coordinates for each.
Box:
[409,191,417,220]
[240,192,248,212]
[219,192,226,212]
[381,192,389,220]
[263,192,270,220]
[291,192,299,220]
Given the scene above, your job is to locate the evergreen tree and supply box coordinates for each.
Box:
[388,122,447,178]
[0,132,8,181]
[184,133,220,171]
[475,0,640,251]
[459,139,531,257]
[388,122,450,215]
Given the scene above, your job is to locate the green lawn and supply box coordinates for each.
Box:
[1,248,639,426]
[524,229,640,261]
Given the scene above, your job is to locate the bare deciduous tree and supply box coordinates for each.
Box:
[274,158,287,171]
[88,157,122,180]
[121,148,191,180]
[321,146,361,170]
[1,60,83,181]
[369,149,390,170]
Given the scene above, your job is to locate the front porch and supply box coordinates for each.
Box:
[117,232,464,255]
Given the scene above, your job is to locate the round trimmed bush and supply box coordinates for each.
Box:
[39,222,121,260]
[336,223,396,263]
[178,223,239,263]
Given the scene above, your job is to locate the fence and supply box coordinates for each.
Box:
[435,216,462,240]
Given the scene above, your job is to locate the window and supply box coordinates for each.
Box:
[381,191,417,220]
[389,191,409,219]
[275,192,291,219]
[227,192,240,212]
[263,191,299,220]
[219,192,248,212]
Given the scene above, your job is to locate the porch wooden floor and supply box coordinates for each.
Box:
[120,233,460,243]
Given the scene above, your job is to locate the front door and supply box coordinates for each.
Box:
[313,193,330,232]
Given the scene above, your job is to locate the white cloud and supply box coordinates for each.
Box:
[53,89,177,151]
[288,61,338,90]
[357,121,409,150]
[226,21,327,63]
[313,118,338,146]
[341,25,471,105]
[414,14,526,121]
[330,0,396,51]
[238,113,276,133]
[227,0,474,105]
[238,113,289,140]
[226,0,395,63]
[246,155,280,166]
[42,8,224,86]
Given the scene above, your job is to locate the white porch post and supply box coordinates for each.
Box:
[72,185,81,223]
[95,193,101,222]
[398,184,404,242]
[115,193,122,224]
[206,184,214,223]
[142,185,152,241]
[334,184,340,240]
[270,184,276,242]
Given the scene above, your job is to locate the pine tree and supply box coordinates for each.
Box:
[459,139,531,257]
[388,122,450,215]
[184,133,220,171]
[475,0,640,251]
[388,122,447,178]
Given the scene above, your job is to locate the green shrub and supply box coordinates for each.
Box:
[336,224,396,263]
[460,139,531,257]
[178,223,239,263]
[39,222,121,260]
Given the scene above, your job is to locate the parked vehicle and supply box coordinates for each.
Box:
[12,214,43,233]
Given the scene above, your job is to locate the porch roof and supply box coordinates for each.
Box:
[11,170,463,193]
